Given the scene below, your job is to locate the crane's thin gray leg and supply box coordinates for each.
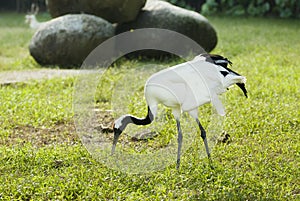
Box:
[196,118,211,159]
[176,119,183,169]
[111,133,119,154]
[111,128,121,155]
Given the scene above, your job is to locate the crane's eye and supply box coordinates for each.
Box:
[220,71,229,77]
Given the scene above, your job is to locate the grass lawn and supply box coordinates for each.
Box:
[0,12,299,200]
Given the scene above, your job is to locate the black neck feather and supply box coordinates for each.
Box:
[119,106,154,132]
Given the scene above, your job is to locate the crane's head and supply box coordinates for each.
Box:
[201,53,248,98]
[111,115,129,154]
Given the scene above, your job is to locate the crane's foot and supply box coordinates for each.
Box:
[208,155,215,169]
[176,159,181,170]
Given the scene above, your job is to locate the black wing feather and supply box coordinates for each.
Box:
[201,53,248,98]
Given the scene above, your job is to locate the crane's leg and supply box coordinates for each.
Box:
[176,119,183,169]
[196,118,211,159]
[111,128,122,154]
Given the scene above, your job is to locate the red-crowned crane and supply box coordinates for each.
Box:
[111,54,248,169]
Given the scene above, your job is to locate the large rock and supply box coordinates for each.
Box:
[29,14,115,67]
[116,0,217,53]
[47,0,146,23]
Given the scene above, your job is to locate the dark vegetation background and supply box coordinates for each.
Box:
[0,0,47,12]
[0,0,299,18]
[169,0,300,18]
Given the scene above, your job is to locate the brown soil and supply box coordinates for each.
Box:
[0,69,115,148]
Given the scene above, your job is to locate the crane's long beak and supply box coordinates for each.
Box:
[236,83,248,98]
[111,127,122,155]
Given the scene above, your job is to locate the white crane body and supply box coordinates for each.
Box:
[145,55,245,118]
[111,54,248,169]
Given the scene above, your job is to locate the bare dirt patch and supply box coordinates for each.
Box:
[1,110,116,147]
[1,122,78,147]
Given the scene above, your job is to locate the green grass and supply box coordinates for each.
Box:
[0,13,299,200]
[0,12,51,71]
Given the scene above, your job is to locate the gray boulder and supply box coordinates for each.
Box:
[116,0,217,53]
[29,14,115,67]
[47,0,146,23]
